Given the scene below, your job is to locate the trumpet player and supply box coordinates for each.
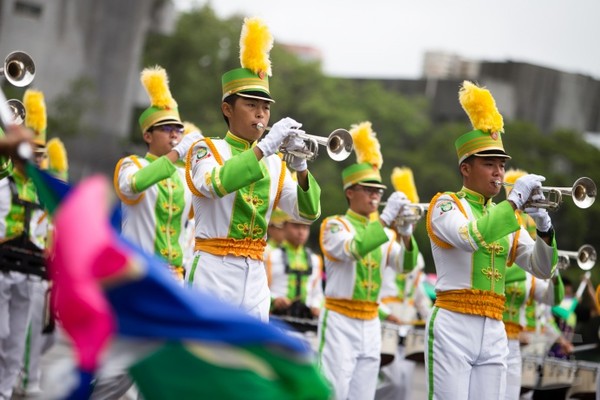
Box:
[501,168,565,400]
[425,81,558,400]
[317,122,418,400]
[0,90,49,400]
[184,18,320,322]
[114,66,199,283]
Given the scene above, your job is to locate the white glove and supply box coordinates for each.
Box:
[525,193,552,232]
[286,155,307,172]
[507,174,546,210]
[395,207,415,237]
[172,131,203,159]
[257,117,302,158]
[282,135,308,171]
[380,191,410,227]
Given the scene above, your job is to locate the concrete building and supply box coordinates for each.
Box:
[368,51,600,136]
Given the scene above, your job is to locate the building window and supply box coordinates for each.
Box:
[14,1,43,19]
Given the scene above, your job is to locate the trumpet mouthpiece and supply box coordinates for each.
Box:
[256,123,265,131]
[170,140,179,147]
[494,180,503,187]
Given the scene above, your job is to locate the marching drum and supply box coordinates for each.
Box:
[404,328,426,362]
[521,355,542,389]
[380,325,398,366]
[538,357,577,389]
[569,360,600,399]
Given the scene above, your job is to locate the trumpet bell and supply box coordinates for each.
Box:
[326,129,353,161]
[571,177,596,209]
[1,51,35,87]
[6,99,25,125]
[577,244,597,271]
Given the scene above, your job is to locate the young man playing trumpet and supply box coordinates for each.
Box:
[184,18,320,322]
[114,66,200,283]
[317,122,418,400]
[425,81,558,400]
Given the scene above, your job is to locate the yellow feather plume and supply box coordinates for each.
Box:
[24,90,46,134]
[183,121,201,136]
[459,81,504,134]
[391,167,419,203]
[140,66,177,109]
[504,168,527,185]
[349,121,382,169]
[503,168,527,196]
[240,17,273,77]
[47,138,68,179]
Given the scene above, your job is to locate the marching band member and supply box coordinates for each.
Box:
[317,121,418,400]
[185,18,321,322]
[425,81,558,400]
[0,90,48,400]
[501,168,564,400]
[114,66,200,282]
[108,66,199,399]
[14,137,68,397]
[0,125,33,166]
[377,167,432,400]
[266,215,323,319]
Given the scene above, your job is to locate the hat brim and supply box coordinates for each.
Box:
[285,219,312,226]
[473,149,511,160]
[236,91,275,103]
[151,119,184,129]
[357,182,387,190]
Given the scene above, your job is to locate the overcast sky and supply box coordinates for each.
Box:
[173,0,600,80]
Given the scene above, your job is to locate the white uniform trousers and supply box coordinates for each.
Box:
[187,251,270,322]
[0,272,33,400]
[376,345,415,400]
[425,307,508,400]
[15,279,55,397]
[505,339,522,400]
[318,309,381,400]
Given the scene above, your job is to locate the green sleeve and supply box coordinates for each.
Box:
[296,171,321,221]
[402,236,419,272]
[351,221,389,258]
[553,274,565,305]
[211,149,263,197]
[132,156,176,193]
[378,306,390,320]
[0,128,12,179]
[470,201,520,246]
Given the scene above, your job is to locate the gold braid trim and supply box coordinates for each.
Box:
[319,217,350,262]
[426,192,469,249]
[504,321,523,340]
[435,289,505,320]
[272,157,286,211]
[195,237,266,260]
[507,212,522,267]
[114,156,145,206]
[185,138,209,198]
[526,276,536,307]
[325,297,379,320]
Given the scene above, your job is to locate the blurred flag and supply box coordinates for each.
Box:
[49,175,330,399]
[25,161,70,215]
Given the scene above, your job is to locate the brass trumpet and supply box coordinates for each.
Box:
[0,51,35,87]
[257,123,353,161]
[557,244,596,271]
[6,99,25,125]
[496,177,596,211]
